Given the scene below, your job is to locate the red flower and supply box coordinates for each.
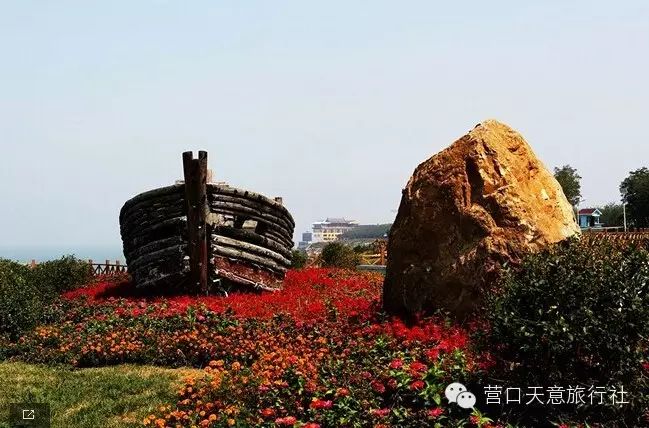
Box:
[428,407,444,419]
[304,424,321,428]
[409,361,427,372]
[336,387,350,397]
[260,408,275,418]
[642,361,649,372]
[371,381,386,394]
[476,352,496,371]
[410,380,425,391]
[371,408,390,418]
[389,358,403,369]
[425,347,440,361]
[310,399,333,410]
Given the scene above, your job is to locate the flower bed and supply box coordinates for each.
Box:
[3,268,500,427]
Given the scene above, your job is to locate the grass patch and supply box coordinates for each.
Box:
[0,362,201,428]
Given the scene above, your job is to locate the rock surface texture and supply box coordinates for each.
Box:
[383,120,580,319]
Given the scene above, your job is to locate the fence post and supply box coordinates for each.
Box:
[183,151,209,294]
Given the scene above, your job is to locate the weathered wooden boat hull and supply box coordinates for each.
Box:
[119,178,295,292]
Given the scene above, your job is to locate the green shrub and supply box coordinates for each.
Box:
[290,250,308,269]
[485,238,649,425]
[320,242,361,269]
[29,255,92,294]
[0,256,92,339]
[0,259,45,339]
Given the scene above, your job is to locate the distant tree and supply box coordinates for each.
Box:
[621,167,649,228]
[320,242,361,269]
[290,250,308,269]
[353,244,368,253]
[340,224,392,240]
[554,165,582,207]
[598,203,624,227]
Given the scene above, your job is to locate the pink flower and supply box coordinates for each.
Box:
[428,407,444,418]
[275,416,297,426]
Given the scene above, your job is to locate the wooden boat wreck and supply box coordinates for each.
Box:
[119,151,294,293]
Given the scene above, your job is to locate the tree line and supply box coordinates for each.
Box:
[554,165,649,228]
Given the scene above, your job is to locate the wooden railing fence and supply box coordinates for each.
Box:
[359,240,387,266]
[28,259,127,276]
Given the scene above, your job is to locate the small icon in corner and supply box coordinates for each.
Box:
[9,403,50,427]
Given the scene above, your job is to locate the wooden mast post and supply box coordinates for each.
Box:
[183,151,209,294]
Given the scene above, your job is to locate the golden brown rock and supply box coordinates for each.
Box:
[383,119,580,319]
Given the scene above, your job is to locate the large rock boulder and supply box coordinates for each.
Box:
[383,120,580,319]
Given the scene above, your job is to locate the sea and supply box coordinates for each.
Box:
[0,245,125,264]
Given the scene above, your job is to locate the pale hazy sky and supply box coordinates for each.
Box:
[1,1,648,258]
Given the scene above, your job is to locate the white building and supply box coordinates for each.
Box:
[312,218,359,243]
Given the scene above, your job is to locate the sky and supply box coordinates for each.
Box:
[1,1,648,261]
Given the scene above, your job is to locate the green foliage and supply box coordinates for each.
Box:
[290,249,308,269]
[553,165,582,206]
[598,202,624,227]
[353,243,370,253]
[486,238,649,425]
[340,223,392,240]
[0,260,45,340]
[320,242,361,269]
[621,167,649,228]
[29,255,93,294]
[0,256,92,338]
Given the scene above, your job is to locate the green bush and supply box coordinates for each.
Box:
[320,242,361,269]
[0,259,45,339]
[290,250,308,269]
[29,255,92,294]
[485,238,649,425]
[0,256,92,339]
